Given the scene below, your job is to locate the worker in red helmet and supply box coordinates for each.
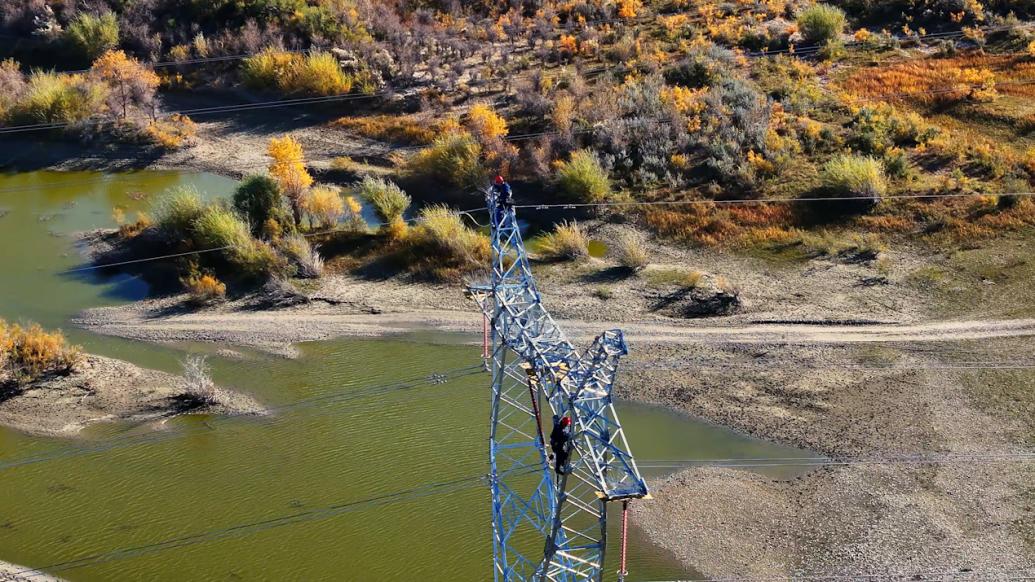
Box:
[491,174,514,222]
[550,415,574,475]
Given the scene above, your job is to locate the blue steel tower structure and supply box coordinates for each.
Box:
[468,186,649,582]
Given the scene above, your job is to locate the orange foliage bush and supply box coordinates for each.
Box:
[0,319,82,381]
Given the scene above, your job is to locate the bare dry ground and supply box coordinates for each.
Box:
[0,355,262,437]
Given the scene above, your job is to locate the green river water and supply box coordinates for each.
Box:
[0,171,807,581]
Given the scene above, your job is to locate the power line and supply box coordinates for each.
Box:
[646,567,1035,582]
[0,365,482,472]
[636,451,1035,470]
[11,471,497,579]
[623,361,1035,372]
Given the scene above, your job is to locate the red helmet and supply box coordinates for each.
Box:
[494,175,505,185]
[560,416,571,427]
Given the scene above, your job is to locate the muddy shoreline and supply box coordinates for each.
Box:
[0,354,263,438]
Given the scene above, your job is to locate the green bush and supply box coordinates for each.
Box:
[64,13,120,62]
[556,149,611,203]
[9,71,107,125]
[152,186,205,235]
[233,175,289,237]
[405,131,485,189]
[821,154,888,203]
[354,176,410,226]
[193,206,252,251]
[796,4,846,45]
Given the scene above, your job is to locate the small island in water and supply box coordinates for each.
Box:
[0,318,262,437]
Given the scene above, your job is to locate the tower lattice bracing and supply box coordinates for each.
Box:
[469,188,649,582]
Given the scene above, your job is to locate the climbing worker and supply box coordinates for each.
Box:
[492,175,514,222]
[550,415,574,475]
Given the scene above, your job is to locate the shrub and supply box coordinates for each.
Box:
[242,49,352,96]
[145,114,197,150]
[556,149,611,203]
[279,234,324,278]
[233,238,288,280]
[301,185,345,229]
[192,206,252,250]
[9,71,107,126]
[180,355,218,407]
[64,12,119,62]
[405,131,484,189]
[183,273,227,305]
[355,176,410,226]
[152,186,204,235]
[403,205,490,281]
[820,154,888,206]
[796,4,846,45]
[613,233,649,270]
[233,175,289,238]
[538,221,589,261]
[0,319,81,382]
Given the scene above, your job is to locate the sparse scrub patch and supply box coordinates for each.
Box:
[646,268,704,289]
[333,115,447,145]
[537,221,589,261]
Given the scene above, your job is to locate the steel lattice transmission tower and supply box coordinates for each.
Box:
[469,187,649,582]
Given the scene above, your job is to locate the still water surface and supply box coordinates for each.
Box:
[0,171,807,581]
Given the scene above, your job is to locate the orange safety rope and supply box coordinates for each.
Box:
[482,314,490,360]
[618,500,630,582]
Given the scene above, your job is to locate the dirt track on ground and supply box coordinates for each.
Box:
[73,293,1035,356]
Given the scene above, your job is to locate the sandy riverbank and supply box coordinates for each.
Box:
[0,354,263,438]
[0,560,62,581]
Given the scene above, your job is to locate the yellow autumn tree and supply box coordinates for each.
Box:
[268,136,314,226]
[465,103,508,142]
[89,50,160,120]
[618,0,641,20]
